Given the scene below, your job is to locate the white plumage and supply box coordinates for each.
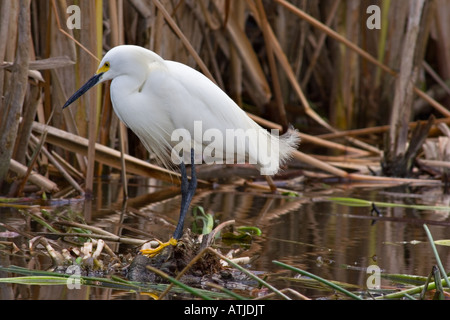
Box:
[96,45,299,175]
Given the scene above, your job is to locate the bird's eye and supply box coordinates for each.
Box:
[105,62,110,68]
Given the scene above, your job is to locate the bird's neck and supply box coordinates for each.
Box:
[112,72,148,96]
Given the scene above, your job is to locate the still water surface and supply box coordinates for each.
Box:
[1,176,449,299]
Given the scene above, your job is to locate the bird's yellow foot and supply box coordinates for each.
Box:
[140,237,178,258]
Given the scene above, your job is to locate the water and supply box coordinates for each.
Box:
[0,177,449,299]
[192,184,450,298]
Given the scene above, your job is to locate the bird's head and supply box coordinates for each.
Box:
[62,45,164,109]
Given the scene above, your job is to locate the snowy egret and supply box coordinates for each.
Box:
[63,45,299,256]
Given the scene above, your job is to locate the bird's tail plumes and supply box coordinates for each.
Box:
[278,127,300,167]
[255,126,300,176]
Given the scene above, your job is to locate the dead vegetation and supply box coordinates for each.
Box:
[0,1,450,196]
[1,0,450,299]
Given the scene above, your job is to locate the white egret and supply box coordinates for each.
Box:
[63,45,299,256]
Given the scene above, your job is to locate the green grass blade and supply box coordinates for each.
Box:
[375,226,450,300]
[329,197,450,211]
[0,276,70,286]
[192,206,214,234]
[433,239,450,246]
[0,265,232,298]
[381,273,428,286]
[376,277,447,299]
[20,209,60,233]
[423,224,450,290]
[272,260,362,300]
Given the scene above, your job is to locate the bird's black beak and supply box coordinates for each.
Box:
[62,73,103,109]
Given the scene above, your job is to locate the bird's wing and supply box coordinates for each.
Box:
[164,61,257,134]
[160,61,275,165]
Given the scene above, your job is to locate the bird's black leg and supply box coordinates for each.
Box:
[173,148,197,240]
[140,149,197,257]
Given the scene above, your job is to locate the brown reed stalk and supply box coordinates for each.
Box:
[0,0,31,182]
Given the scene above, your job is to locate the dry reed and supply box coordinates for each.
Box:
[0,0,449,196]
